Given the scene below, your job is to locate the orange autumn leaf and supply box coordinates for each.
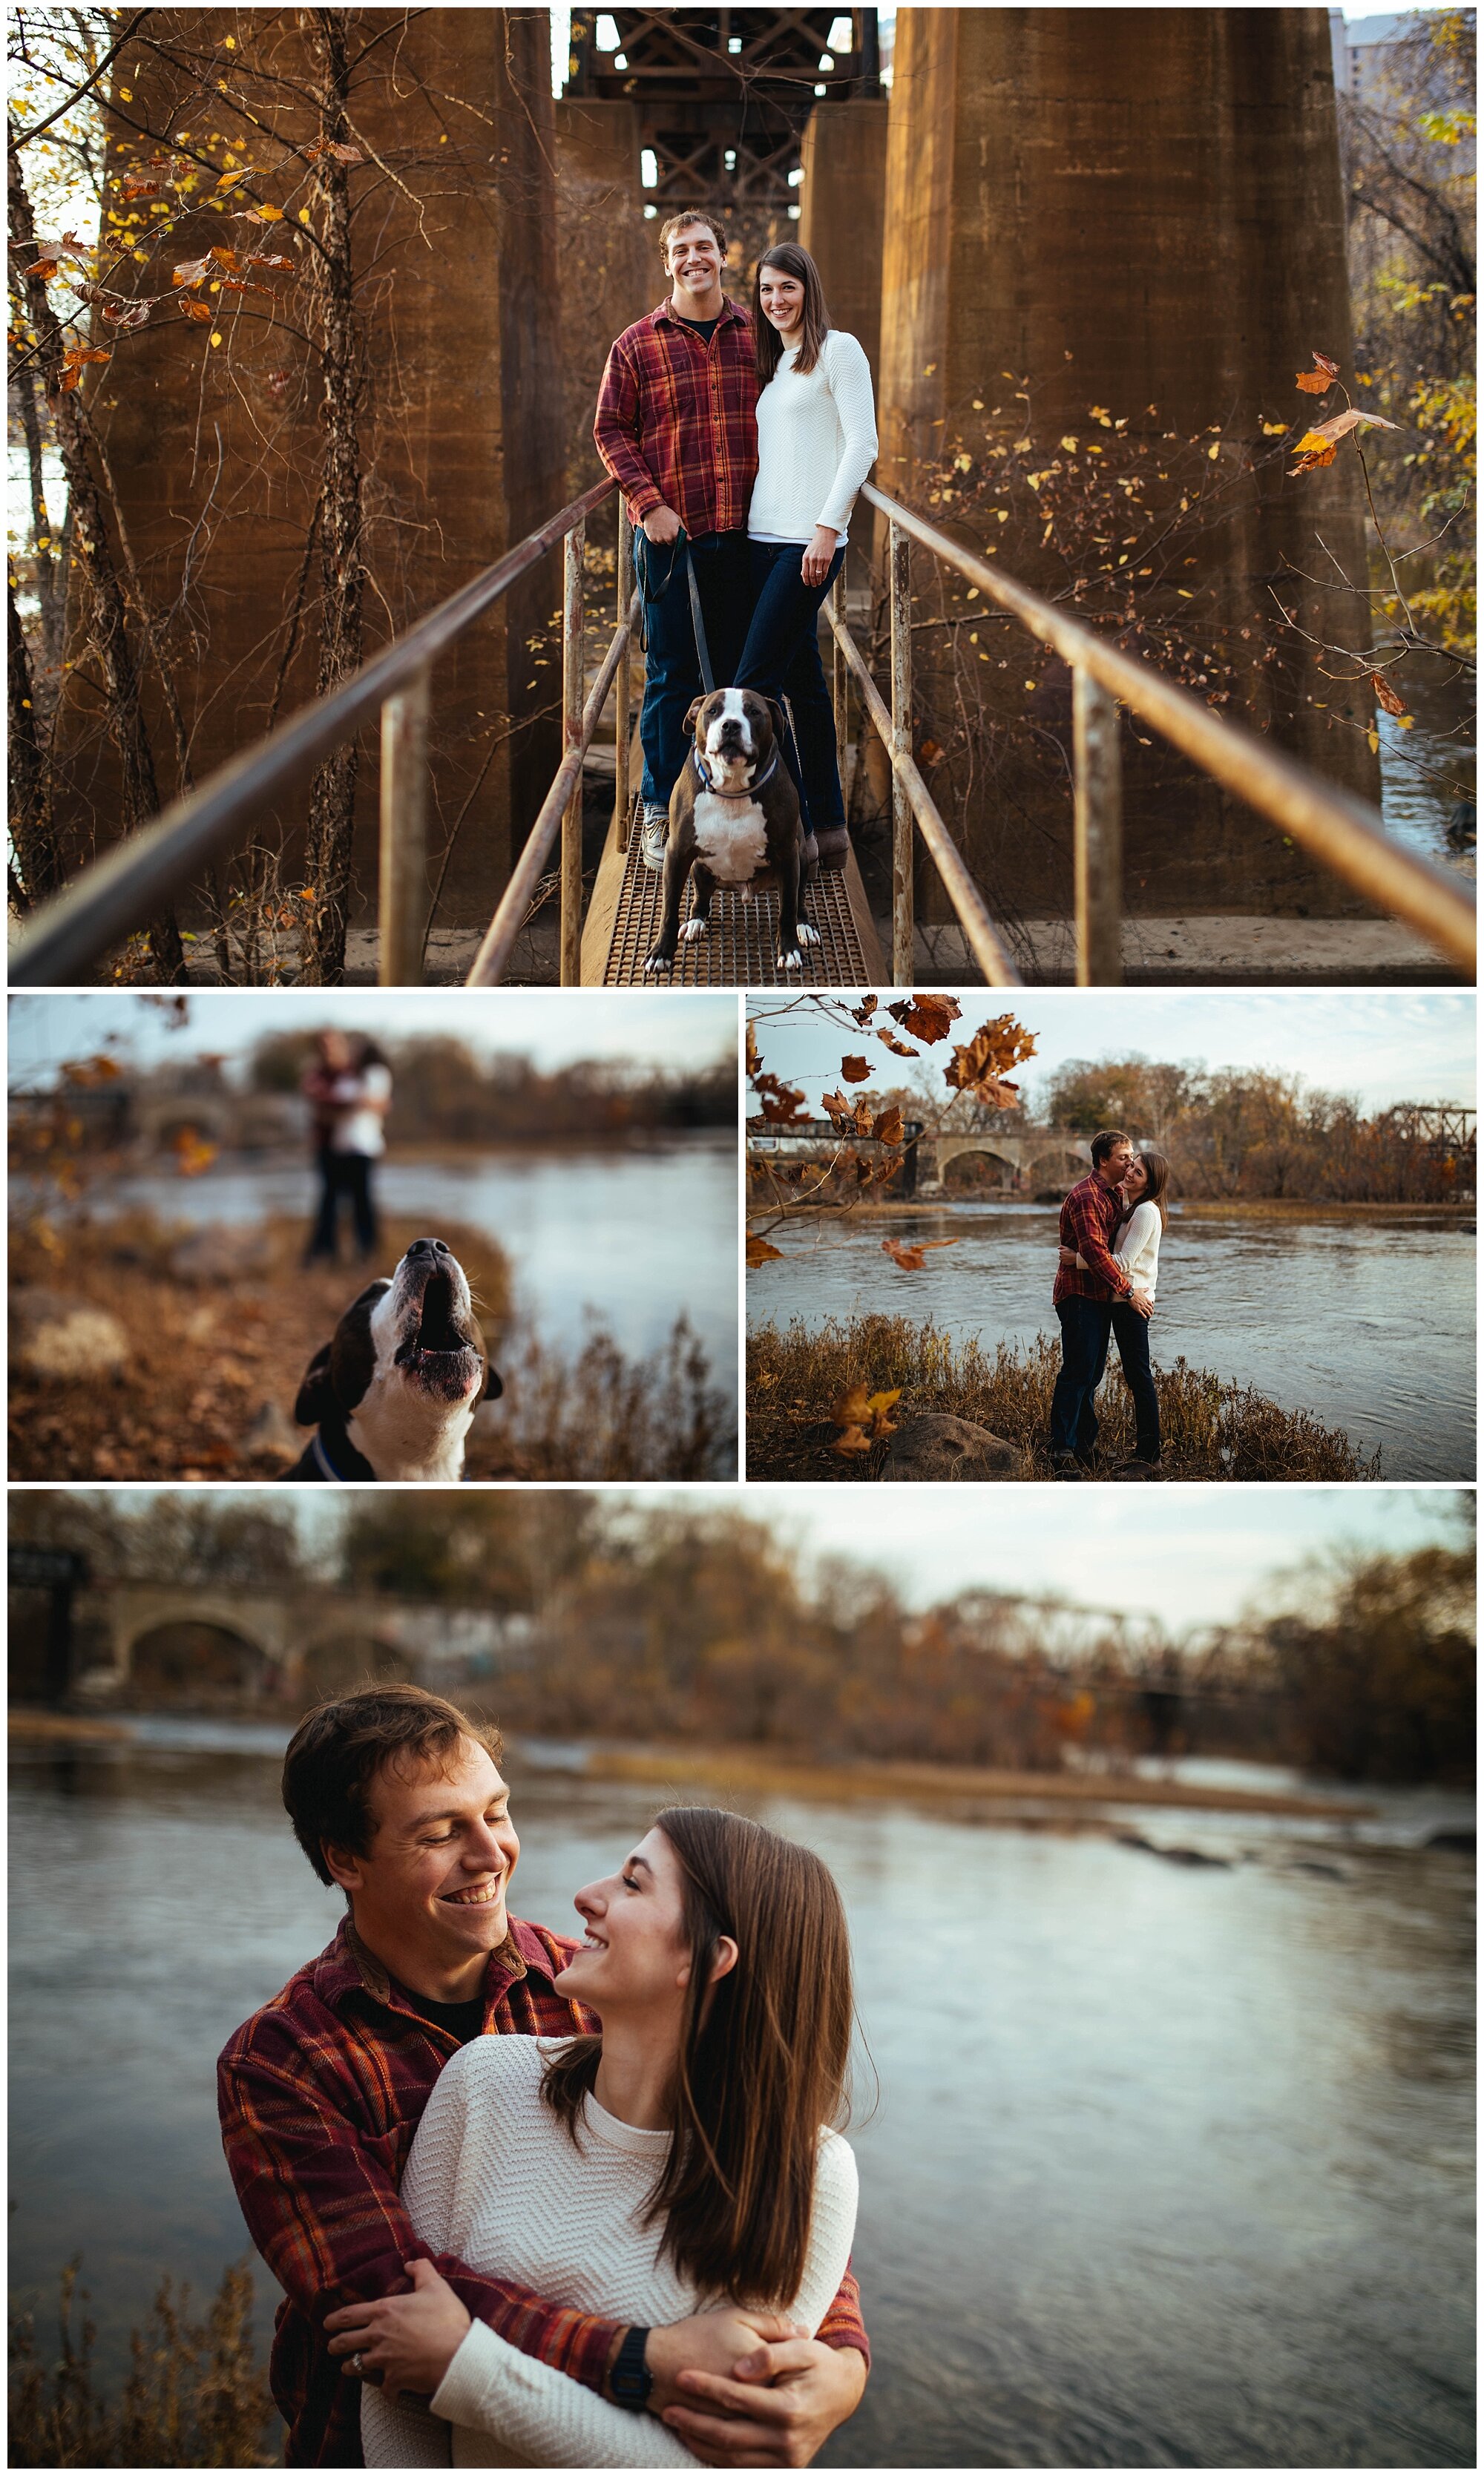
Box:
[172,255,212,286]
[881,1236,960,1270]
[120,177,162,200]
[840,1055,871,1083]
[1295,350,1341,395]
[849,995,879,1023]
[178,296,213,321]
[746,1235,784,1267]
[876,1028,919,1057]
[871,1106,904,1146]
[1370,670,1410,718]
[887,993,961,1042]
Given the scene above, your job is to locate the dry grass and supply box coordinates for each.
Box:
[8,1212,735,1481]
[9,2258,278,2468]
[748,1314,1380,1482]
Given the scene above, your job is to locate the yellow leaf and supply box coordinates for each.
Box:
[1208,441,1220,459]
[216,170,248,190]
[1060,435,1078,452]
[298,206,311,224]
[1261,420,1287,435]
[1367,727,1379,754]
[118,85,132,99]
[210,330,223,346]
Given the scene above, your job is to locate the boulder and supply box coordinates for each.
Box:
[880,1412,1025,1480]
[11,1288,130,1380]
[168,1224,275,1282]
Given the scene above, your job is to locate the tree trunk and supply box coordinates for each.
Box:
[8,574,62,906]
[13,356,63,674]
[7,130,183,979]
[298,8,365,986]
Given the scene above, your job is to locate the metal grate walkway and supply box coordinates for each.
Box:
[584,797,885,986]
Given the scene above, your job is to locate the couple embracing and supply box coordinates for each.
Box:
[1050,1129,1170,1481]
[594,209,879,875]
[218,1685,867,2468]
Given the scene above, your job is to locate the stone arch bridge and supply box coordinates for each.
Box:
[748,1119,1091,1197]
[62,1582,532,1710]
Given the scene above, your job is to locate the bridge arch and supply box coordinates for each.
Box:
[940,1146,1018,1193]
[128,1616,271,1701]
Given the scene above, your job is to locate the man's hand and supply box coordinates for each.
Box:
[643,504,683,544]
[1057,1244,1077,1268]
[663,2337,867,2469]
[324,2259,471,2405]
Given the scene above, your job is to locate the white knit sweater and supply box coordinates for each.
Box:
[748,329,878,547]
[362,2037,859,2469]
[1078,1198,1161,1301]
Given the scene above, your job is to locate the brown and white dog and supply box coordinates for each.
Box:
[644,687,821,976]
[282,1236,498,1482]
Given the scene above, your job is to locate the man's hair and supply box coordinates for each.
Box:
[282,1683,503,1887]
[1090,1128,1132,1166]
[660,208,726,261]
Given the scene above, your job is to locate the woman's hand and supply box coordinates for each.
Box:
[324,2259,473,2405]
[801,525,838,588]
[1128,1287,1154,1321]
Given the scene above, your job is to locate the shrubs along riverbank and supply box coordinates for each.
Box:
[748,1315,1379,1482]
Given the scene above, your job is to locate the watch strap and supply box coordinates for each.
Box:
[611,2323,654,2409]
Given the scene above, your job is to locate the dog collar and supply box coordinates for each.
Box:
[311,1430,360,1482]
[690,743,781,800]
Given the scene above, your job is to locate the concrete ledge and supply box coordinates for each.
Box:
[910,916,1468,987]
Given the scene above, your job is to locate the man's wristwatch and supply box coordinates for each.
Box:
[611,2325,654,2410]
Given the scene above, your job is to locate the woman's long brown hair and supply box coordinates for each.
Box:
[540,1806,853,2307]
[752,243,832,386]
[1132,1149,1171,1229]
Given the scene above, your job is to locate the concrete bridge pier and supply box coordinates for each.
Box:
[877,6,1380,928]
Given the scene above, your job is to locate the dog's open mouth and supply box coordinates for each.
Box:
[394,1266,481,1394]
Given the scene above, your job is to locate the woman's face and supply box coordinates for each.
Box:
[758,269,807,335]
[556,1826,693,2017]
[1123,1155,1149,1201]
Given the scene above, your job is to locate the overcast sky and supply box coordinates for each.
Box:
[7,991,741,1088]
[746,989,1476,1117]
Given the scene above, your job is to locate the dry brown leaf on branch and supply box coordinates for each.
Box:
[1295,349,1341,395]
[1307,408,1402,445]
[1288,437,1337,475]
[120,178,162,200]
[944,1013,1037,1097]
[752,1071,807,1126]
[62,346,111,369]
[887,994,962,1042]
[30,255,59,279]
[100,298,152,329]
[746,1235,784,1267]
[871,1106,904,1146]
[876,1028,919,1057]
[881,1236,960,1270]
[178,298,212,322]
[237,202,285,222]
[850,995,879,1023]
[840,1055,872,1083]
[172,255,212,287]
[246,252,295,272]
[745,1020,760,1077]
[1370,671,1411,718]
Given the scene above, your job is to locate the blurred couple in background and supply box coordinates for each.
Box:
[302,1032,393,1266]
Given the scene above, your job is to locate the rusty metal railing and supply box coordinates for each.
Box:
[8,477,628,989]
[831,481,1476,985]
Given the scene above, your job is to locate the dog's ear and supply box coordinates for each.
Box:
[765,697,789,746]
[294,1342,335,1429]
[684,696,706,734]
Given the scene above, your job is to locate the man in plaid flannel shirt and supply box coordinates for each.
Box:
[594,208,763,871]
[219,1685,868,2467]
[1048,1128,1146,1477]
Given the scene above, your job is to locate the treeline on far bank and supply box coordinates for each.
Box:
[250,1031,736,1140]
[11,1493,1474,1787]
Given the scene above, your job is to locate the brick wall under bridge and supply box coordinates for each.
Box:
[63,1584,531,1712]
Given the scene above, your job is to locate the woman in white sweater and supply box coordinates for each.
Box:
[1064,1149,1169,1476]
[733,242,879,867]
[329,1805,859,2467]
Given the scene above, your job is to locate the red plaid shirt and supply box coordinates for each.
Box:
[1053,1172,1132,1305]
[594,296,758,536]
[220,1917,868,2466]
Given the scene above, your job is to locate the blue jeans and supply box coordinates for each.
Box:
[1050,1296,1113,1461]
[634,531,754,808]
[1111,1301,1161,1462]
[306,1150,378,1262]
[735,541,848,833]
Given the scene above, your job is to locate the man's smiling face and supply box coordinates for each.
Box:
[322,1733,519,1995]
[666,219,723,299]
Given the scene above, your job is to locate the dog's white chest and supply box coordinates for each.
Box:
[692,789,768,886]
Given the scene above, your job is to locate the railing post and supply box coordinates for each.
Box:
[614,499,633,851]
[889,518,913,985]
[1073,666,1123,986]
[378,660,431,986]
[831,565,847,764]
[560,519,585,985]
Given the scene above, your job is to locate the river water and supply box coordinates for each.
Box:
[748,1203,1475,1480]
[68,1137,739,1402]
[8,1727,1474,2468]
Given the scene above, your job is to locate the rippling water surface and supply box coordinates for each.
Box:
[8,1734,1474,2467]
[749,1203,1475,1479]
